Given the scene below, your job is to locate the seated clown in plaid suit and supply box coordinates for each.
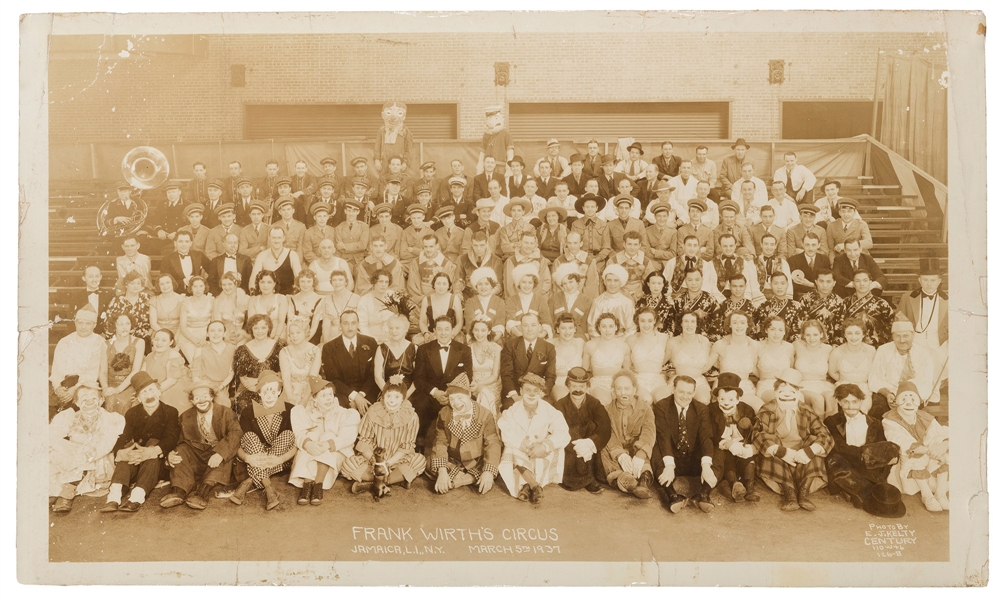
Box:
[752,368,834,512]
[229,370,298,511]
[426,373,502,495]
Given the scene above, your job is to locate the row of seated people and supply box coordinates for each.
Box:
[48,357,947,519]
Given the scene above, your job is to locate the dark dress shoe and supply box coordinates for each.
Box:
[731,482,747,502]
[668,493,687,513]
[99,501,120,513]
[298,482,313,506]
[230,478,255,506]
[517,484,531,502]
[310,483,324,506]
[51,497,73,514]
[159,489,186,509]
[185,487,209,510]
[798,481,816,511]
[118,501,141,513]
[529,485,544,505]
[697,491,715,513]
[264,486,280,510]
[781,486,800,511]
[585,481,603,494]
[633,472,653,499]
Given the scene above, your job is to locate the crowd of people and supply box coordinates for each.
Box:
[49,137,949,518]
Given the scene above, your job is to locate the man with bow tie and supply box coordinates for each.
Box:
[895,260,948,351]
[500,312,557,411]
[652,375,719,513]
[208,233,251,295]
[160,229,209,292]
[412,315,474,448]
[69,265,112,336]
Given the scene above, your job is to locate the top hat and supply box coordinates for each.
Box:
[713,372,744,397]
[862,482,908,518]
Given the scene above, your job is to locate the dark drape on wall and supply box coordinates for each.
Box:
[878,54,948,184]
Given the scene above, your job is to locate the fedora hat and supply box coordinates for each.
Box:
[129,371,158,395]
[731,138,750,150]
[626,142,644,155]
[822,178,842,190]
[862,483,907,518]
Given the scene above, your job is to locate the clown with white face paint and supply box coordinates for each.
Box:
[707,372,760,503]
[882,381,950,512]
[230,370,298,510]
[426,373,502,495]
[752,368,834,513]
[289,376,361,504]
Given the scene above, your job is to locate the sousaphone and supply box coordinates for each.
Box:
[97,146,170,237]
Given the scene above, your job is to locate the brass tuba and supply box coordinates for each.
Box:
[96,146,169,237]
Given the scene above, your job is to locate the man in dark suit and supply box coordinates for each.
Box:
[832,238,887,298]
[582,140,604,180]
[651,141,683,179]
[651,375,720,513]
[507,155,528,199]
[68,265,113,335]
[409,161,443,203]
[786,232,832,300]
[255,159,282,204]
[412,315,474,445]
[208,233,252,295]
[472,156,507,201]
[635,163,668,215]
[562,153,589,199]
[534,159,559,200]
[596,154,636,201]
[500,313,557,411]
[320,310,380,414]
[159,230,209,293]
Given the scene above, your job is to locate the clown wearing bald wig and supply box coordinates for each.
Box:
[374,101,413,174]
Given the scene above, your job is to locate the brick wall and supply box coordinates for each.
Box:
[48,31,945,144]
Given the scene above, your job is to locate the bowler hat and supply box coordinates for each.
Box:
[861,441,902,471]
[862,483,907,518]
[713,372,744,397]
[600,154,616,166]
[731,138,750,150]
[574,192,607,215]
[129,371,158,395]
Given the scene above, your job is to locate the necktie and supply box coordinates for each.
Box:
[686,257,695,270]
[198,413,216,445]
[844,222,850,233]
[852,261,858,271]
[348,341,356,359]
[900,353,915,382]
[766,257,775,275]
[630,162,637,177]
[678,407,690,456]
[526,343,534,362]
[725,258,735,275]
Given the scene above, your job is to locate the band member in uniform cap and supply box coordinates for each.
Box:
[409,161,443,204]
[826,196,872,260]
[319,157,345,202]
[440,176,474,229]
[434,205,464,266]
[301,202,337,265]
[233,177,256,227]
[786,203,829,257]
[150,182,188,248]
[399,205,435,268]
[497,373,572,504]
[707,372,760,502]
[342,158,376,205]
[256,160,282,205]
[204,202,240,261]
[673,198,716,261]
[272,195,307,253]
[426,373,502,495]
[307,177,339,223]
[553,367,611,493]
[102,183,143,238]
[102,372,181,513]
[237,200,269,259]
[177,202,210,256]
[752,368,833,511]
[159,380,242,511]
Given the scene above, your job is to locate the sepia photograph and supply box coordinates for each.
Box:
[16,7,988,586]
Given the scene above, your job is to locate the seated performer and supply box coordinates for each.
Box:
[229,370,297,510]
[752,272,803,341]
[427,373,502,495]
[289,376,361,506]
[823,383,900,511]
[882,381,950,513]
[652,375,719,513]
[102,372,180,513]
[412,315,474,446]
[599,370,657,499]
[752,368,834,512]
[159,381,242,511]
[550,367,612,495]
[497,373,572,504]
[587,263,637,337]
[49,306,107,420]
[342,383,427,495]
[49,381,125,514]
[708,373,760,503]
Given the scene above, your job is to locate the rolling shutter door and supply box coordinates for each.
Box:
[245,104,457,140]
[509,102,729,140]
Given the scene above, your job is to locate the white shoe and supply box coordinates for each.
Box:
[923,494,943,512]
[936,493,949,510]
